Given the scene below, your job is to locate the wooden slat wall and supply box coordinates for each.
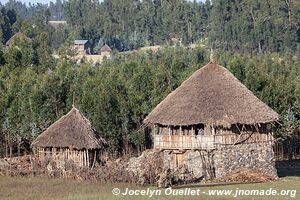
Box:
[153,132,274,150]
[36,148,92,167]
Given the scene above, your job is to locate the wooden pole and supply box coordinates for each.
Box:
[83,150,86,166]
[5,140,8,158]
[9,145,12,158]
[92,150,96,169]
[79,151,82,166]
[82,150,84,166]
[87,150,90,167]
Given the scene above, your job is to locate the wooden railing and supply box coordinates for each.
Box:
[153,133,274,150]
[153,135,215,149]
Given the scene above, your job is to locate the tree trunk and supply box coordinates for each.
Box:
[258,41,263,54]
[284,0,291,23]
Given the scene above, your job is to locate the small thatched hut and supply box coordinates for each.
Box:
[144,60,279,180]
[32,106,107,167]
[5,32,31,48]
[100,44,112,56]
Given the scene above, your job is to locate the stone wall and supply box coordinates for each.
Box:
[214,142,277,179]
[163,149,216,181]
[124,141,277,186]
[162,141,277,182]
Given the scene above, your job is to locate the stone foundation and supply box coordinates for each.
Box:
[163,150,204,179]
[163,149,215,181]
[162,142,277,182]
[214,142,277,179]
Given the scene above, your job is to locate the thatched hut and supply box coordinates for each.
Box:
[5,32,31,48]
[144,61,279,180]
[100,44,112,56]
[32,106,107,167]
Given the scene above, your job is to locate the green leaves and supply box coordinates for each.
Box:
[0,44,299,156]
[209,0,300,53]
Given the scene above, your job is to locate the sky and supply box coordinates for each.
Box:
[0,0,205,5]
[0,0,53,5]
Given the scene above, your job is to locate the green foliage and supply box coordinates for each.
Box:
[1,47,299,155]
[0,0,299,157]
[209,0,300,54]
[0,7,16,44]
[2,0,299,54]
[63,0,210,51]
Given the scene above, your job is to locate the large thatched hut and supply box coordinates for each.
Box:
[144,60,279,180]
[32,106,107,167]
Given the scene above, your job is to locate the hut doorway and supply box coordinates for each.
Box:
[175,153,183,168]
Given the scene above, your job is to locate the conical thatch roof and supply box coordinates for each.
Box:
[144,62,279,126]
[100,44,112,52]
[32,106,107,149]
[5,32,30,47]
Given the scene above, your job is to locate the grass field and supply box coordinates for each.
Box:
[0,176,299,200]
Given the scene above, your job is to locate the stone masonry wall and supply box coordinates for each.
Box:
[162,142,277,182]
[214,142,278,179]
[163,150,215,181]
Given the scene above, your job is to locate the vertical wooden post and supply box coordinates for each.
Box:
[82,151,84,166]
[9,145,12,158]
[87,150,90,167]
[180,126,183,148]
[83,150,86,166]
[79,151,81,166]
[53,147,56,159]
[92,150,96,169]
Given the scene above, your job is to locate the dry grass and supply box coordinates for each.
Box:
[0,176,299,200]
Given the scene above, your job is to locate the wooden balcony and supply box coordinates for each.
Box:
[153,133,274,150]
[153,135,215,149]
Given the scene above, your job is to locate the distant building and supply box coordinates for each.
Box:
[100,44,112,56]
[170,37,182,46]
[168,33,182,46]
[5,32,31,48]
[74,40,90,55]
[48,20,67,28]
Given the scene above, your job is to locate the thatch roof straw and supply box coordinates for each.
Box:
[5,32,30,47]
[32,106,107,149]
[144,62,279,126]
[100,44,112,53]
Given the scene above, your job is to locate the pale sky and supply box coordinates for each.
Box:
[1,0,56,5]
[0,0,205,6]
